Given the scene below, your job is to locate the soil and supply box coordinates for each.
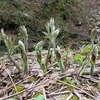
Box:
[67,0,99,38]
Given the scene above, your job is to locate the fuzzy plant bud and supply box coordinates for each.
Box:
[19,26,28,39]
[19,26,28,52]
[18,40,26,52]
[18,40,28,72]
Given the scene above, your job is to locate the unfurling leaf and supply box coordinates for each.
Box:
[18,40,28,72]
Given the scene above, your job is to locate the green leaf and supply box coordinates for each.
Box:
[74,54,83,62]
[64,77,76,84]
[6,98,17,100]
[63,77,75,91]
[71,95,78,100]
[64,77,71,83]
[34,95,44,100]
[29,76,38,82]
[13,84,24,93]
[11,74,17,78]
[81,44,91,55]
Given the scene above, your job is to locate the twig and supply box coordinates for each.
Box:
[2,88,28,100]
[73,89,82,99]
[58,80,97,100]
[48,91,70,96]
[54,86,68,93]
[2,77,41,100]
[3,63,19,97]
[6,74,34,91]
[79,41,100,75]
[66,92,73,100]
[25,69,53,97]
[59,66,100,78]
[25,78,41,97]
[43,88,47,100]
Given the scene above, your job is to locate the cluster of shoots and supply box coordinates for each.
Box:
[35,18,65,73]
[0,26,29,73]
[0,18,98,75]
[79,27,98,76]
[0,29,22,72]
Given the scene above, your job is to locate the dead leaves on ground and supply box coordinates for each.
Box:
[0,52,100,100]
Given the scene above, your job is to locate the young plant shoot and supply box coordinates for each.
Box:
[19,26,28,52]
[18,40,29,72]
[1,29,22,72]
[35,41,47,72]
[90,27,98,75]
[43,18,60,67]
[56,46,65,72]
[79,27,98,76]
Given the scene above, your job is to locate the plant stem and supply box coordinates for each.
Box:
[45,45,51,67]
[24,39,28,52]
[58,60,65,72]
[21,49,28,72]
[90,64,95,75]
[79,59,90,76]
[8,54,22,73]
[23,55,28,72]
[56,50,65,72]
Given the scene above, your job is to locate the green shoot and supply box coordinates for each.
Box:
[43,18,60,50]
[79,59,90,76]
[55,46,65,72]
[18,40,28,72]
[35,41,47,72]
[19,26,28,52]
[90,27,98,75]
[43,18,60,66]
[1,28,22,72]
[90,45,98,75]
[79,27,98,76]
